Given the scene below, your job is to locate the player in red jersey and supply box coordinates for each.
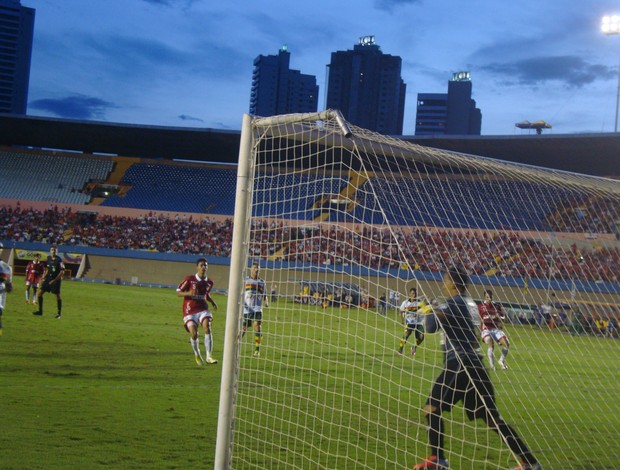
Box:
[478,289,510,370]
[24,253,45,305]
[176,258,218,365]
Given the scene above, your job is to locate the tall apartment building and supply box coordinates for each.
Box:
[415,71,481,136]
[249,46,318,117]
[326,36,405,135]
[0,0,35,114]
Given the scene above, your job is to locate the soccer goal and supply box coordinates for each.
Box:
[215,110,620,469]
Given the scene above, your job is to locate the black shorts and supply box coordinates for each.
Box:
[406,323,425,341]
[243,311,262,327]
[41,279,62,295]
[426,354,499,421]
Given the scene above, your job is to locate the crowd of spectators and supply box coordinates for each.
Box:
[1,205,618,284]
[546,196,619,235]
[250,221,619,284]
[0,206,232,257]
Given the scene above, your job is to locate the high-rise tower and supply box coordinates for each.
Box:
[0,0,35,114]
[415,71,481,136]
[249,46,318,117]
[326,36,405,135]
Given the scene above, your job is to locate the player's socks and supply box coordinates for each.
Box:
[204,333,213,359]
[38,296,44,314]
[190,337,201,357]
[57,298,62,315]
[487,347,495,368]
[501,347,509,359]
[254,333,261,351]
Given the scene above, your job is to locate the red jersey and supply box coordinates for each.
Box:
[25,260,45,284]
[478,301,505,330]
[177,274,215,317]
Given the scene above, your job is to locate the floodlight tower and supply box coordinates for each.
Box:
[601,15,620,132]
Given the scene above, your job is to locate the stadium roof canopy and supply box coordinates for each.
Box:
[1,114,618,177]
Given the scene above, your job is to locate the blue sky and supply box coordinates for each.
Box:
[24,0,620,135]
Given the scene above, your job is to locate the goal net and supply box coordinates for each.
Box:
[216,110,620,469]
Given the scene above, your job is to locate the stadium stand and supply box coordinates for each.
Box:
[348,175,580,230]
[253,171,349,220]
[0,149,113,204]
[100,162,237,213]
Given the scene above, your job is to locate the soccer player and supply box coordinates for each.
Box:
[177,258,218,365]
[413,265,540,470]
[242,261,268,356]
[24,253,45,305]
[0,242,14,336]
[33,245,65,319]
[397,287,427,356]
[478,289,510,370]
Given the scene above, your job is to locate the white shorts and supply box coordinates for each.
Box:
[183,310,213,330]
[481,327,507,344]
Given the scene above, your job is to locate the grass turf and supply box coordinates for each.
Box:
[1,278,223,469]
[1,278,619,469]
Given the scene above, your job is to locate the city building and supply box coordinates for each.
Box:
[325,36,405,135]
[249,46,318,117]
[415,71,481,136]
[0,0,35,115]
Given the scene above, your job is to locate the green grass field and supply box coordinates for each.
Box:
[0,278,224,469]
[230,302,620,469]
[1,278,619,469]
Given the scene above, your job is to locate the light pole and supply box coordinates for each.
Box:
[602,15,620,132]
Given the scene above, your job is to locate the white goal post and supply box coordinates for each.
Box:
[215,110,620,469]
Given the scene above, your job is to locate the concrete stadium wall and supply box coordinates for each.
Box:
[83,255,620,309]
[3,247,618,309]
[85,254,232,288]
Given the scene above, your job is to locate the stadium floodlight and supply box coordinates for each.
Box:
[601,15,620,132]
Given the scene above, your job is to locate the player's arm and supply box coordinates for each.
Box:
[424,309,441,333]
[399,301,407,322]
[206,292,218,310]
[3,265,13,293]
[496,303,507,322]
[50,263,65,284]
[176,279,193,298]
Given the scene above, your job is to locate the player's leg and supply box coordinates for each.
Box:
[32,284,38,305]
[201,315,217,364]
[253,318,262,356]
[466,358,539,469]
[186,320,203,365]
[412,325,425,355]
[483,333,495,369]
[54,291,62,319]
[0,306,3,335]
[497,334,509,369]
[414,366,458,469]
[25,282,30,304]
[52,281,62,318]
[483,400,538,468]
[33,282,47,316]
[398,327,411,354]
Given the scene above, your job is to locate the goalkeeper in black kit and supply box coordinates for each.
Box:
[412,265,540,470]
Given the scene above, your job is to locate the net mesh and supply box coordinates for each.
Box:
[226,111,620,469]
